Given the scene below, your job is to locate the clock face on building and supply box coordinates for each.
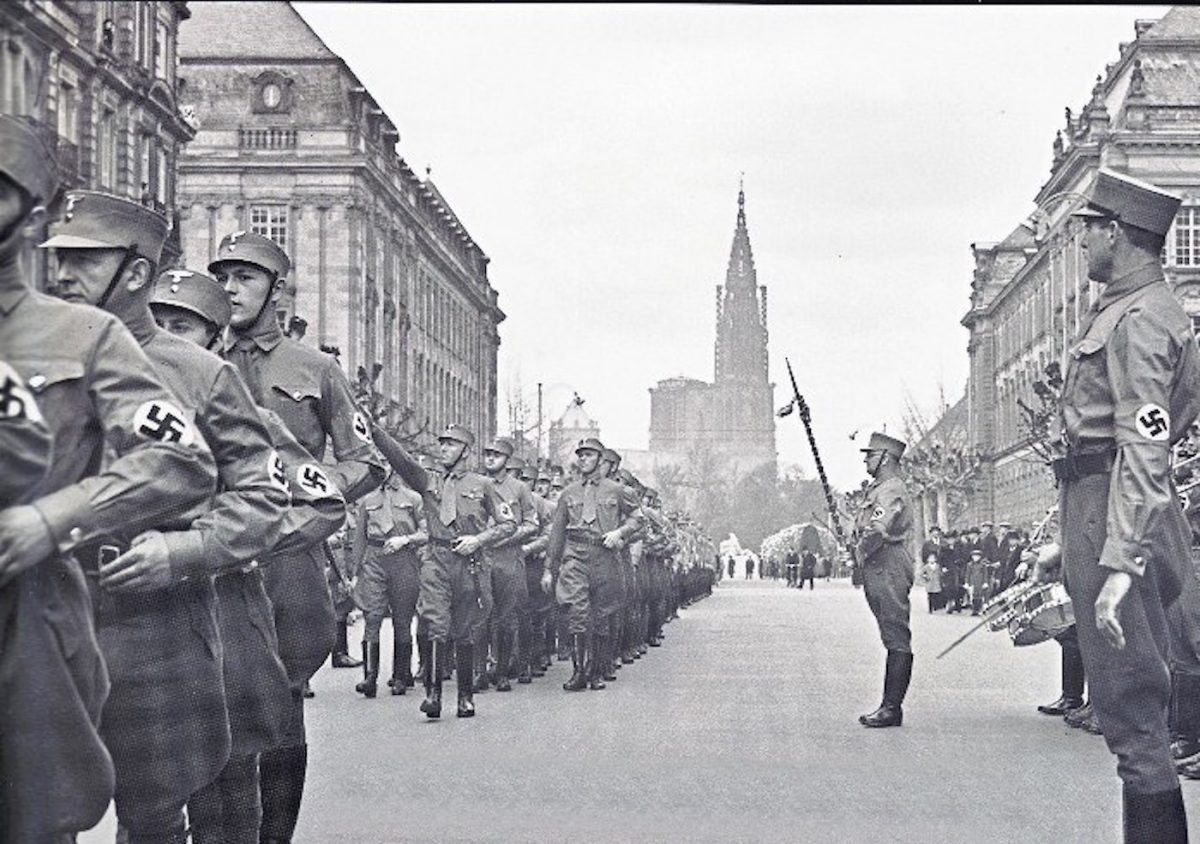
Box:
[262,82,282,109]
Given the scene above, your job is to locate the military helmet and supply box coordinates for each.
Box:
[601,448,621,465]
[483,437,514,458]
[508,455,526,471]
[149,268,231,329]
[209,230,290,279]
[40,190,170,264]
[439,423,475,448]
[519,465,538,483]
[576,437,606,456]
[0,115,58,206]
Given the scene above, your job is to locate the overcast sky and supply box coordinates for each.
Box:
[295,3,1167,490]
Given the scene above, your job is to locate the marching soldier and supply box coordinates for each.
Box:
[481,438,539,691]
[351,469,427,698]
[519,463,555,679]
[853,432,915,729]
[370,423,516,718]
[148,269,346,843]
[547,438,643,692]
[1048,169,1200,841]
[210,230,383,843]
[0,116,219,842]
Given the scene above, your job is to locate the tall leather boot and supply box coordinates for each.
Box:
[556,615,571,660]
[419,639,442,719]
[1174,673,1200,768]
[589,635,608,690]
[474,635,491,692]
[331,619,361,668]
[390,641,413,696]
[494,630,513,692]
[611,615,625,671]
[414,633,428,683]
[1123,785,1188,844]
[563,633,588,692]
[456,642,476,717]
[531,619,547,677]
[517,626,534,683]
[259,743,307,843]
[1038,641,1085,715]
[861,650,912,728]
[355,641,380,698]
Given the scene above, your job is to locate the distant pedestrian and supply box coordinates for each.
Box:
[800,551,816,589]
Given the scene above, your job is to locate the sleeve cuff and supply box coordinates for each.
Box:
[32,485,98,552]
[1099,538,1146,577]
[164,530,210,580]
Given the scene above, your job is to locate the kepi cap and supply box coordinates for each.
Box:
[860,431,907,460]
[150,268,231,329]
[439,424,475,448]
[601,448,621,465]
[576,437,605,455]
[209,230,291,279]
[0,115,57,204]
[483,437,514,458]
[40,190,170,264]
[1070,168,1182,237]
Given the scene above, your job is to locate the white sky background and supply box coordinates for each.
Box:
[294,3,1168,491]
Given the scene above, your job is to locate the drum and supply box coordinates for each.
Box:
[984,581,1038,633]
[1007,583,1073,646]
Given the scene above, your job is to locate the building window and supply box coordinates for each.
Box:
[1169,207,1200,267]
[250,204,288,247]
[57,81,78,144]
[154,18,170,81]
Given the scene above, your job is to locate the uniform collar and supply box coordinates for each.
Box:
[123,305,159,347]
[1096,262,1164,311]
[0,259,29,316]
[226,318,284,354]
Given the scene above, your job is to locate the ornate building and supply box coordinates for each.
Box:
[647,185,776,477]
[175,1,504,443]
[0,0,195,266]
[962,6,1200,529]
[547,394,602,469]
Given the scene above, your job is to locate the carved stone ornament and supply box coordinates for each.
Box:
[251,70,294,114]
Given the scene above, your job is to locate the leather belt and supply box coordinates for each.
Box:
[565,530,605,547]
[366,536,389,548]
[1052,449,1116,483]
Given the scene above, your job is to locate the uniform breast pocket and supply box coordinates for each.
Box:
[271,382,322,450]
[566,498,584,521]
[15,357,86,425]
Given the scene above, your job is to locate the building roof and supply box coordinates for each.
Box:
[179,1,336,61]
[1143,6,1200,40]
[556,396,597,430]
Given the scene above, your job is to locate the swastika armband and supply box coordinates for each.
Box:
[266,450,290,494]
[132,399,195,446]
[0,362,43,424]
[295,462,339,500]
[352,411,371,443]
[1134,403,1170,442]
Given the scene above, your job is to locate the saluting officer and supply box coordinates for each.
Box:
[853,432,915,729]
[1048,170,1200,841]
[370,424,516,719]
[351,469,427,698]
[0,116,219,843]
[148,269,345,844]
[547,438,643,692]
[210,230,382,843]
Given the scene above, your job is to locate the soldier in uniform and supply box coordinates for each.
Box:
[210,231,383,843]
[351,469,427,698]
[547,438,643,691]
[148,270,346,843]
[370,424,516,718]
[0,117,221,843]
[479,438,538,691]
[40,191,246,843]
[853,432,915,729]
[519,463,554,679]
[1047,170,1199,840]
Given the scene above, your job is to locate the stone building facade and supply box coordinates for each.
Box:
[0,0,195,266]
[962,6,1200,529]
[647,186,776,478]
[175,1,503,443]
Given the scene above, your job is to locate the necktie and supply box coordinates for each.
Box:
[229,338,264,403]
[439,473,458,526]
[582,480,597,524]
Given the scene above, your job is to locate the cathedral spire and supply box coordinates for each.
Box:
[716,180,767,385]
[727,177,755,288]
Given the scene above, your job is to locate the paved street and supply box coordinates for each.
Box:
[84,578,1200,842]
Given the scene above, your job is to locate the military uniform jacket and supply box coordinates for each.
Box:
[853,476,913,566]
[224,320,383,503]
[1058,266,1200,594]
[258,407,346,557]
[352,483,425,571]
[487,475,540,554]
[1,287,217,553]
[128,311,288,578]
[0,359,50,505]
[521,491,555,563]
[546,476,643,568]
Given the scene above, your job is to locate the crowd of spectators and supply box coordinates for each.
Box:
[918,521,1032,614]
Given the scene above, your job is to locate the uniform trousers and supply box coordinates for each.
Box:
[1062,472,1177,794]
[1166,548,1200,677]
[418,545,486,645]
[487,547,529,636]
[354,545,420,644]
[95,580,230,835]
[0,556,113,840]
[861,544,914,654]
[555,540,621,635]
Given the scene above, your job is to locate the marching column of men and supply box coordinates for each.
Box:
[0,115,717,841]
